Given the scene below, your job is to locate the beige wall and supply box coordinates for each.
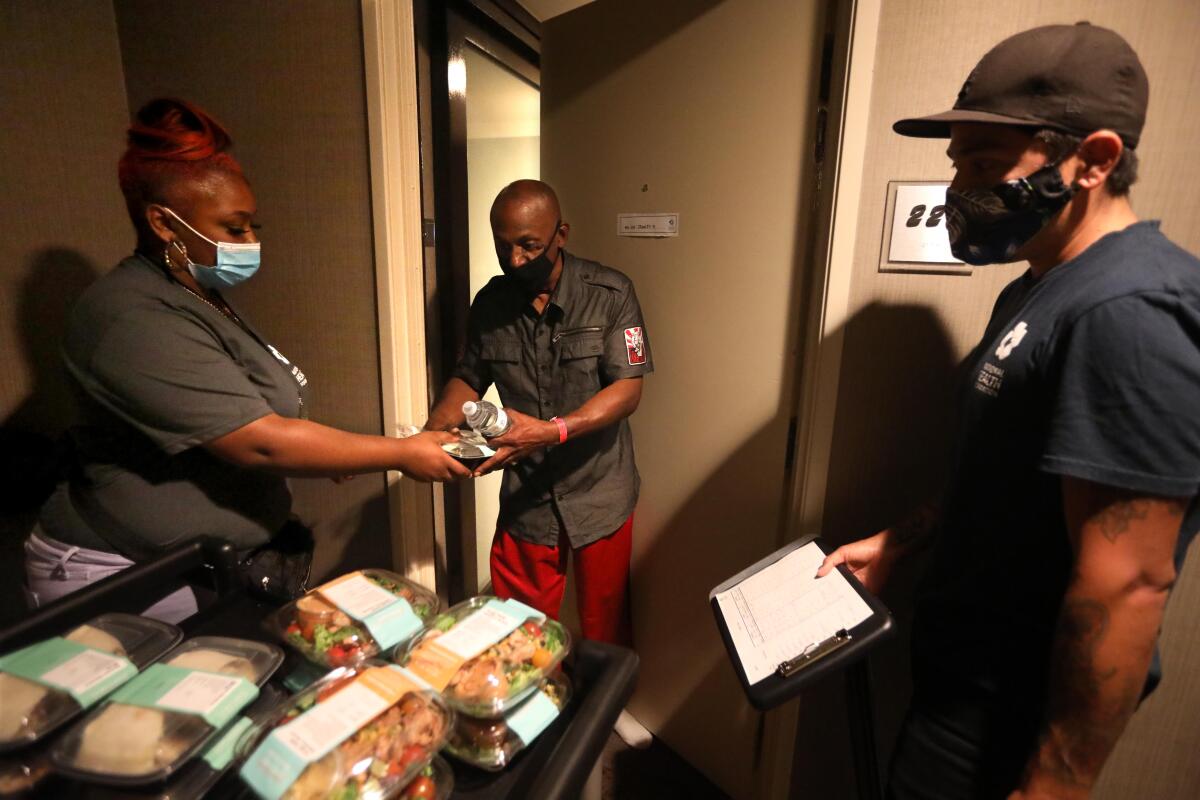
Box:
[544,0,825,796]
[63,0,389,578]
[0,0,132,624]
[0,0,131,438]
[821,1,1200,798]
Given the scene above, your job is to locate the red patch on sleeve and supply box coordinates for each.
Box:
[624,326,646,365]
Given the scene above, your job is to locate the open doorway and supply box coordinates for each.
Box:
[416,0,541,601]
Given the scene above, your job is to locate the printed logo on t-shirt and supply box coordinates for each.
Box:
[624,327,646,366]
[995,321,1029,360]
[267,344,308,387]
[974,363,1004,397]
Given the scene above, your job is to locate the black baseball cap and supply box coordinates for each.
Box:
[893,22,1149,148]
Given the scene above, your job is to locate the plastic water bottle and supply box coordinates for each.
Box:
[462,400,510,438]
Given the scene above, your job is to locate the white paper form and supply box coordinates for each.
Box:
[714,541,872,684]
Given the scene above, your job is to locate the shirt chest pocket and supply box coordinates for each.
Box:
[556,331,604,394]
[480,338,524,388]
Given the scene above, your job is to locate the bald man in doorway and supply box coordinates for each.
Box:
[427,179,654,747]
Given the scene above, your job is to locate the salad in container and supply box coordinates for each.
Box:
[0,612,181,753]
[50,636,282,786]
[273,570,439,667]
[444,673,571,771]
[397,755,453,800]
[394,596,570,718]
[238,662,453,800]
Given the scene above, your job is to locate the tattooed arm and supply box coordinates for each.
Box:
[1010,478,1185,800]
[815,503,941,594]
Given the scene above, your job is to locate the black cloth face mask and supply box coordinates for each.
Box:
[500,220,561,291]
[945,160,1076,265]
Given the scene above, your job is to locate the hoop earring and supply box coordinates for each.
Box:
[164,240,187,272]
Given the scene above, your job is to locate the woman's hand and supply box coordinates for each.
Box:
[399,431,473,482]
[475,409,558,476]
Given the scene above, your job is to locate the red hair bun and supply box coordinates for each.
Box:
[118,98,244,236]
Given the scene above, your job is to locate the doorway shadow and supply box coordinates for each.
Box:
[1,248,102,626]
[621,301,958,798]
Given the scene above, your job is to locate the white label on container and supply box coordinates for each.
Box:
[435,606,523,661]
[319,574,398,619]
[273,682,391,760]
[41,649,128,696]
[156,671,244,717]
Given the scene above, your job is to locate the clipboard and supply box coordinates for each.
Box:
[710,533,894,711]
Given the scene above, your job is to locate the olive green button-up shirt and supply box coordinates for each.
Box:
[453,252,653,547]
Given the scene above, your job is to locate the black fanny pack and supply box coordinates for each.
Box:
[240,518,314,602]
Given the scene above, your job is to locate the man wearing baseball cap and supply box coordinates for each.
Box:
[818,22,1200,799]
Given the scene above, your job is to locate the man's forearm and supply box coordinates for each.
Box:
[427,378,480,431]
[558,377,642,440]
[1021,584,1168,797]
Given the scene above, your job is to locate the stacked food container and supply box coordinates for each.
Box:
[50,635,284,792]
[0,613,182,796]
[395,596,573,772]
[237,570,453,799]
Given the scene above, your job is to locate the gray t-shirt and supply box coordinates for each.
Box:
[39,253,309,557]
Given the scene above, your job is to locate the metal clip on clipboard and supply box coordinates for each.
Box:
[776,628,853,678]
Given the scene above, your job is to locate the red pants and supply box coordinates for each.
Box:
[490,513,634,646]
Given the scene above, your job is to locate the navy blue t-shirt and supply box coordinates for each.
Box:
[913,222,1200,715]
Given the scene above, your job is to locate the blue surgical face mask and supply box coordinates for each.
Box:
[164,208,261,289]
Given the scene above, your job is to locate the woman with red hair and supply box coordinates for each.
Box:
[27,99,468,621]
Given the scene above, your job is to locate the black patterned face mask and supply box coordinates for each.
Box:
[945,160,1076,265]
[500,219,561,291]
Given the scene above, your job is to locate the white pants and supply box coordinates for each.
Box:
[24,528,199,624]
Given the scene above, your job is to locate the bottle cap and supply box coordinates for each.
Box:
[461,401,479,418]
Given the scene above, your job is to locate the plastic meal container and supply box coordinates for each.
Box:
[0,613,182,753]
[271,569,440,668]
[397,755,453,800]
[50,636,283,786]
[237,662,453,800]
[443,672,572,771]
[72,683,290,800]
[394,596,571,718]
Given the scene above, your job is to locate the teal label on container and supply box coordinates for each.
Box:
[316,573,423,650]
[240,676,395,800]
[110,664,258,729]
[506,689,561,745]
[361,599,422,650]
[240,733,314,799]
[0,637,136,708]
[202,716,255,771]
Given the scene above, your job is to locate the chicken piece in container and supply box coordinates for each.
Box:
[272,570,439,668]
[0,613,181,753]
[395,596,571,718]
[238,662,453,800]
[50,636,282,786]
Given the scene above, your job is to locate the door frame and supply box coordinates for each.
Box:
[362,0,541,603]
[769,0,883,797]
[360,0,439,590]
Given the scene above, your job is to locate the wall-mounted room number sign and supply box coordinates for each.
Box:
[879,181,969,274]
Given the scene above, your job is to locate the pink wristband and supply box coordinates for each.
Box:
[551,416,568,444]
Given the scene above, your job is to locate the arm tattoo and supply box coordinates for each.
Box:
[1035,598,1138,788]
[1094,494,1187,543]
[1095,498,1149,543]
